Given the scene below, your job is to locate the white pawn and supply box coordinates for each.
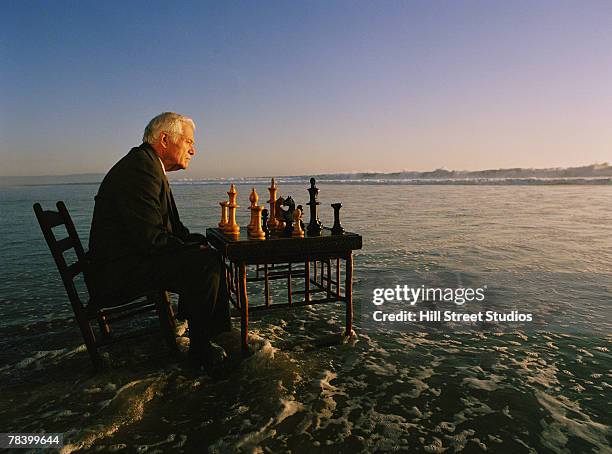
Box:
[247,188,259,233]
[292,207,304,237]
[219,201,228,229]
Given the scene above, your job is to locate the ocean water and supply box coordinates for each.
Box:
[0,183,610,453]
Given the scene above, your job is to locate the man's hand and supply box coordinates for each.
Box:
[185,232,209,246]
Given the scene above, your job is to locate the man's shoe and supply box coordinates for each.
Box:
[204,340,228,366]
[189,340,228,370]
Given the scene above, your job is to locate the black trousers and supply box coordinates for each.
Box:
[90,246,232,352]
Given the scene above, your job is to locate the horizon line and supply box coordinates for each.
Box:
[0,162,609,180]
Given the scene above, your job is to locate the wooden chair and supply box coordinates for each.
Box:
[33,201,177,369]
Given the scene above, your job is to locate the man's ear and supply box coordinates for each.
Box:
[160,132,169,148]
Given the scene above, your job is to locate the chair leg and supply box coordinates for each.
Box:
[153,291,178,351]
[75,313,102,368]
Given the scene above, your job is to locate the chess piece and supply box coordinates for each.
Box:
[247,188,265,239]
[261,208,270,238]
[306,177,322,236]
[218,201,228,229]
[267,178,281,231]
[224,184,240,235]
[292,207,304,237]
[248,205,265,239]
[278,196,296,235]
[331,202,345,235]
[274,197,286,231]
[297,204,306,231]
[247,187,259,234]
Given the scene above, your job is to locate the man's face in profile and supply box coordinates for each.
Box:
[165,122,196,171]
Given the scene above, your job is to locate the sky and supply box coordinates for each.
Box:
[1,0,611,178]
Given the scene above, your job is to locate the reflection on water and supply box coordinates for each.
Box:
[0,183,610,452]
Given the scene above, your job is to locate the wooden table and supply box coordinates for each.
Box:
[206,227,363,355]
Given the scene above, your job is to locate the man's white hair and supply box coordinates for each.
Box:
[143,112,195,145]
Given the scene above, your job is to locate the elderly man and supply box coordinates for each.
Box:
[88,112,230,369]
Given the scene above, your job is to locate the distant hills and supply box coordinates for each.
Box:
[1,163,611,186]
[311,163,612,181]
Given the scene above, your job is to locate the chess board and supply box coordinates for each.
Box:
[206,227,362,264]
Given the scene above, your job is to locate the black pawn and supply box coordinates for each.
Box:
[331,202,345,235]
[261,208,270,238]
[307,177,322,236]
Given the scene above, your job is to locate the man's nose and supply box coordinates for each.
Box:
[189,146,196,156]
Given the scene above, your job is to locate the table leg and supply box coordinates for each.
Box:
[336,258,340,297]
[305,260,310,303]
[326,259,331,299]
[234,263,239,300]
[264,263,270,307]
[239,262,249,356]
[345,253,353,336]
[287,263,292,305]
[320,259,324,285]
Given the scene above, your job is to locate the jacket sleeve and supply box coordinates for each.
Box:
[168,191,191,240]
[113,154,186,255]
[174,216,208,245]
[175,220,191,239]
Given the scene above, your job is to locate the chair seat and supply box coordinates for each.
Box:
[86,294,156,318]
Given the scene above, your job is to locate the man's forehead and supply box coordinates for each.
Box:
[181,122,195,138]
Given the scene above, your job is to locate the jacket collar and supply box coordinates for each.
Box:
[140,142,166,175]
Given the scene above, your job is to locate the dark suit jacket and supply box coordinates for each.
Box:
[88,143,200,295]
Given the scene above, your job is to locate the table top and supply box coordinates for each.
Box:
[206,227,362,263]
